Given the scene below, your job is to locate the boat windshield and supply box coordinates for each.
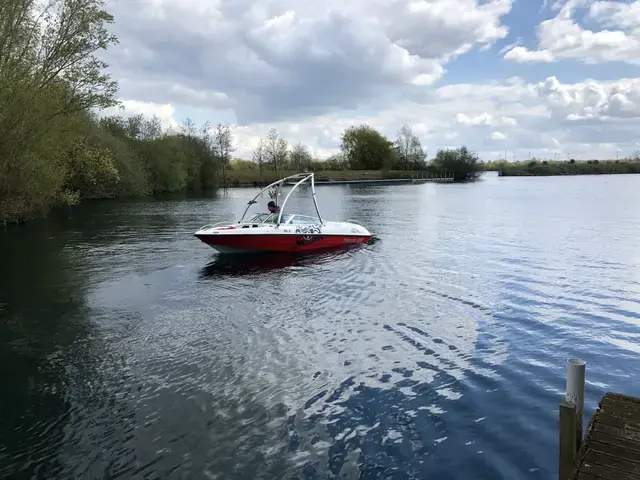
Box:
[247,213,294,224]
[247,213,271,223]
[287,215,320,225]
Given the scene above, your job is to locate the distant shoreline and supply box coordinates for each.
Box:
[498,171,640,177]
[218,169,448,188]
[221,165,640,187]
[488,159,640,177]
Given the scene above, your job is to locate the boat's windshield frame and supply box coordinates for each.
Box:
[244,213,320,226]
[238,173,323,226]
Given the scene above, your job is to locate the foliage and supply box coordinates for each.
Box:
[0,0,221,225]
[252,139,265,176]
[340,124,395,170]
[0,0,119,224]
[312,153,346,171]
[97,114,219,195]
[290,141,313,172]
[432,146,482,182]
[393,125,427,170]
[230,158,258,170]
[264,128,288,176]
[213,123,233,187]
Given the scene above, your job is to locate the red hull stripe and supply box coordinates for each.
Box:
[195,233,370,252]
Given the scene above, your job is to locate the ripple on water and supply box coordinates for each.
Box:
[3,177,640,479]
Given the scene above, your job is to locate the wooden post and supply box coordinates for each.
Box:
[559,401,577,480]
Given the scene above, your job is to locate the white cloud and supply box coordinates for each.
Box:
[98,0,640,163]
[491,131,507,140]
[535,76,640,120]
[456,113,517,126]
[102,100,180,130]
[587,1,640,30]
[504,0,640,64]
[103,0,513,122]
[497,37,522,55]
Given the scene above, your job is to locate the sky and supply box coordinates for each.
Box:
[100,0,640,161]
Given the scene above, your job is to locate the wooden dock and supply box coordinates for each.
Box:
[571,392,640,480]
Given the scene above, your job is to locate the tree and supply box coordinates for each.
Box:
[340,124,394,170]
[214,123,233,189]
[252,139,266,179]
[0,0,225,225]
[322,153,346,171]
[0,0,120,224]
[181,117,197,139]
[394,125,427,170]
[290,141,312,172]
[265,128,287,176]
[277,138,288,172]
[432,146,482,182]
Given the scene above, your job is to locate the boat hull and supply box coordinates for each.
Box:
[195,232,371,254]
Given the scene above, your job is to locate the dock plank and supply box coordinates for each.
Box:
[593,423,640,443]
[579,462,639,480]
[596,413,640,433]
[572,392,640,480]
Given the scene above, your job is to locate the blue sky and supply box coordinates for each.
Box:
[103,0,640,160]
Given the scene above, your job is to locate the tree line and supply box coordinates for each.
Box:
[0,0,225,226]
[485,155,640,176]
[240,124,482,182]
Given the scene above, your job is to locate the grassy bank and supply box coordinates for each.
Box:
[490,159,640,177]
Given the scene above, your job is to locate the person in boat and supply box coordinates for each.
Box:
[267,201,280,214]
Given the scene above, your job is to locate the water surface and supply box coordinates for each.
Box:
[2,173,640,479]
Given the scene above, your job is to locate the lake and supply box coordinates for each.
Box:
[1,173,640,479]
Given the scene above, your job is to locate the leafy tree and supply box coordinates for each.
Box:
[0,0,119,224]
[340,124,394,170]
[324,153,346,171]
[214,123,233,188]
[252,139,265,178]
[394,125,427,170]
[229,159,257,170]
[265,128,287,175]
[0,0,223,225]
[290,141,313,172]
[277,139,288,172]
[432,146,482,182]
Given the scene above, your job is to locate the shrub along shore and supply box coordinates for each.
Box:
[485,158,640,176]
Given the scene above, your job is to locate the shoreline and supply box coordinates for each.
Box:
[219,170,454,188]
[498,171,640,177]
[220,176,455,188]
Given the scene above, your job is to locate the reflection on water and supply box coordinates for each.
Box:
[2,174,640,479]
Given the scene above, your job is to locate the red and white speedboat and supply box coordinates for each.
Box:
[195,173,372,254]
